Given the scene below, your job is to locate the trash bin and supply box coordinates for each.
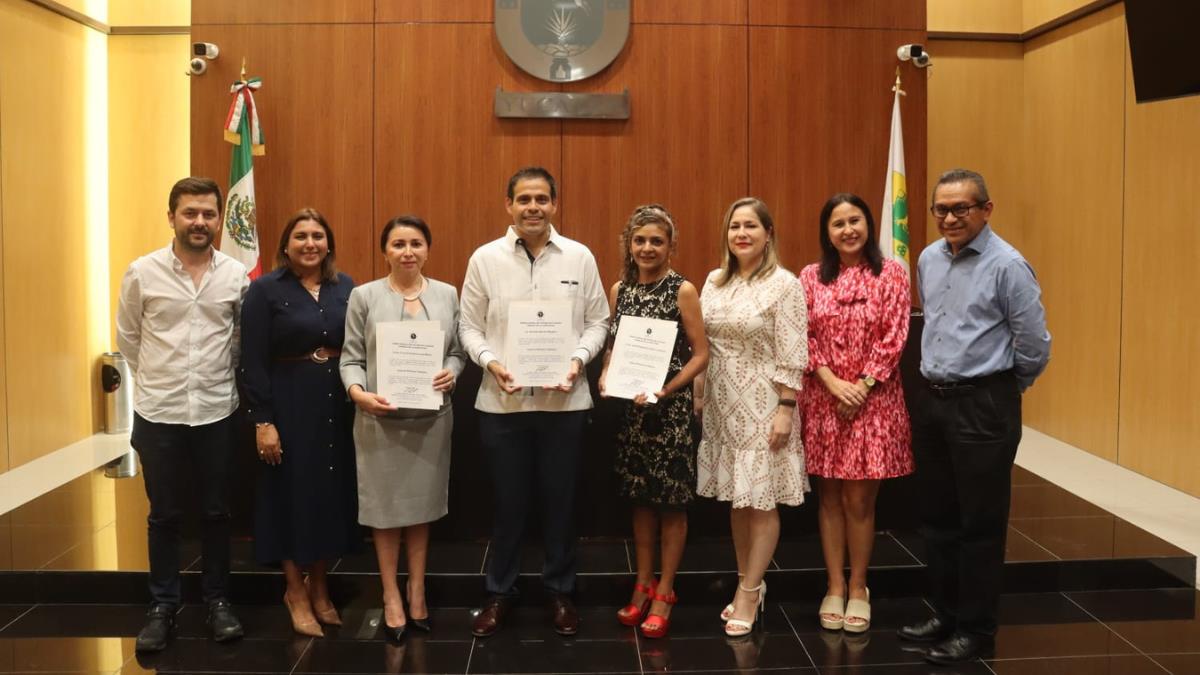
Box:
[100,352,138,478]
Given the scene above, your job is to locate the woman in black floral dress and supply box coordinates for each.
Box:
[599,204,709,639]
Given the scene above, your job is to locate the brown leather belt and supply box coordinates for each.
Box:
[276,347,342,364]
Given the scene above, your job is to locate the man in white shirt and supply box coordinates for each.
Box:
[116,177,249,651]
[460,167,609,637]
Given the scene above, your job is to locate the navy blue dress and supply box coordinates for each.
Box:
[240,268,361,565]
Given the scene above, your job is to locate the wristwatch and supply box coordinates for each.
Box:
[859,375,877,390]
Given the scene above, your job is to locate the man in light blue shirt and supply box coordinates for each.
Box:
[899,169,1050,665]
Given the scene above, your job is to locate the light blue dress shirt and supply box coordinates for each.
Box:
[917,225,1051,391]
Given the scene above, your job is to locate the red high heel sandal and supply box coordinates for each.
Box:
[639,590,678,639]
[616,580,657,626]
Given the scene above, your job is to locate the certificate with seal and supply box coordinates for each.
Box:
[606,316,678,401]
[376,321,444,411]
[505,300,574,387]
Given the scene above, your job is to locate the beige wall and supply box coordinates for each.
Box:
[928,0,1021,33]
[0,0,110,469]
[929,2,1200,496]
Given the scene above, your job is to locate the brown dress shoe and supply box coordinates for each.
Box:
[471,596,510,638]
[549,594,579,636]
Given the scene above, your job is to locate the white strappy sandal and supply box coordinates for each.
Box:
[719,574,744,622]
[724,581,765,637]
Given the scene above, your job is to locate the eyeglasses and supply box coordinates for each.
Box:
[930,202,986,219]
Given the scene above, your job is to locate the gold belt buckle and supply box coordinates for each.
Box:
[310,347,330,364]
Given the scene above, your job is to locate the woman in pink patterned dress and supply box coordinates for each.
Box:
[800,193,913,634]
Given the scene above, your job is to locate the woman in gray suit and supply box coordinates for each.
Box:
[340,215,466,641]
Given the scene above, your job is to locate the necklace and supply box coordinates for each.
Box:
[637,270,672,295]
[389,275,426,301]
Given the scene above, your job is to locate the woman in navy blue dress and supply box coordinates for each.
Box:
[241,208,360,637]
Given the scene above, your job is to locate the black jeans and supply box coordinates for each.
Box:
[131,413,234,606]
[911,373,1022,637]
[480,410,586,597]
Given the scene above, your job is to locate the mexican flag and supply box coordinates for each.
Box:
[880,87,910,275]
[220,77,265,278]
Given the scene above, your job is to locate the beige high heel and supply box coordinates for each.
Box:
[724,581,765,637]
[284,593,324,637]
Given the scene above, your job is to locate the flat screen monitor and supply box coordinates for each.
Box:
[1125,0,1200,103]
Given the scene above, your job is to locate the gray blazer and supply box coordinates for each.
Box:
[340,277,467,414]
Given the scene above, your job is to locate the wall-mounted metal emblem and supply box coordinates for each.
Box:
[495,88,630,119]
[495,0,630,83]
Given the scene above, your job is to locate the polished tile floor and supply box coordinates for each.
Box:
[1,588,1199,673]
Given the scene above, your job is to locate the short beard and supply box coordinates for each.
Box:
[176,230,212,252]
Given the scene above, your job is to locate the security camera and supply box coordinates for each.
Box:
[897,44,932,68]
[188,57,208,76]
[192,42,219,60]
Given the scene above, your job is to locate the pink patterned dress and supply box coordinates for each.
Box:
[800,260,913,480]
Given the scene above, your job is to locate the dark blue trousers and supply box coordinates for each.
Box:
[480,410,586,597]
[131,413,234,606]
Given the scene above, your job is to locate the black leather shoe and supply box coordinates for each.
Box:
[925,633,994,665]
[471,596,511,638]
[897,616,954,643]
[207,599,245,643]
[409,615,432,633]
[135,604,176,652]
[549,594,579,636]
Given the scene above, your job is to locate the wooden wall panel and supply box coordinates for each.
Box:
[1023,0,1095,32]
[561,24,748,289]
[751,0,926,30]
[189,24,375,286]
[925,40,1023,247]
[634,0,746,25]
[193,0,371,25]
[927,0,1021,34]
[1119,47,1200,497]
[375,0,489,23]
[749,26,927,282]
[1018,7,1124,460]
[374,24,561,287]
[375,1,748,26]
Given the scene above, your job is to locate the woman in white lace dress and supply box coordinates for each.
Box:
[696,197,808,637]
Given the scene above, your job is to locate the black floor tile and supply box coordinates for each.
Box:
[996,592,1094,626]
[991,621,1136,660]
[1011,465,1050,486]
[821,663,992,674]
[1008,485,1109,519]
[1154,653,1200,674]
[1067,588,1200,655]
[469,634,640,674]
[1010,515,1189,560]
[481,539,630,576]
[773,534,919,571]
[1003,527,1058,562]
[0,603,150,637]
[0,636,138,673]
[293,634,471,673]
[637,629,813,672]
[986,654,1171,674]
[781,596,932,633]
[798,626,928,668]
[184,538,275,573]
[132,635,307,673]
[472,604,634,642]
[0,605,32,631]
[677,539,739,573]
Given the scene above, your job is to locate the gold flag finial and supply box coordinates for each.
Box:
[240,57,247,82]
